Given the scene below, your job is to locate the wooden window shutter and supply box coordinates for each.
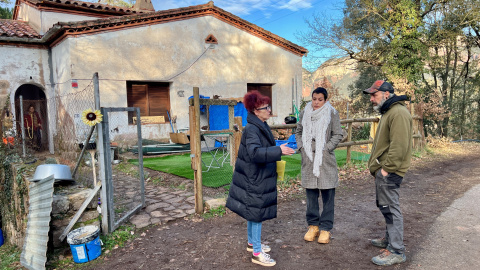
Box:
[128,84,148,116]
[148,83,170,121]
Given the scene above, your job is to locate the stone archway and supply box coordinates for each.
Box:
[14,84,48,152]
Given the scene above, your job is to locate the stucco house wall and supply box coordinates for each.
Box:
[40,11,100,35]
[15,3,42,33]
[51,15,302,141]
[2,0,306,153]
[0,45,51,118]
[15,0,132,35]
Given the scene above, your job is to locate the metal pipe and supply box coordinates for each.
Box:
[19,96,26,157]
[71,125,95,178]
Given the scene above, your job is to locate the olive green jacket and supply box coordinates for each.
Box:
[368,101,412,177]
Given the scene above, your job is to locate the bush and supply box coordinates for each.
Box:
[352,123,371,141]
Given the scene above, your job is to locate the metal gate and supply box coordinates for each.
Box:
[100,107,145,232]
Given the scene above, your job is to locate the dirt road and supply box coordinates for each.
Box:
[83,147,480,270]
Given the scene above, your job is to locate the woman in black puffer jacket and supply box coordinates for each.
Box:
[226,91,295,267]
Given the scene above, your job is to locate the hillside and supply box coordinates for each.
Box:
[302,58,358,98]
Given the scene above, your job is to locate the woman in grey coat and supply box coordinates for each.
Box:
[295,87,344,244]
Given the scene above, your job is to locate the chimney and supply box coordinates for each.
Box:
[133,0,155,12]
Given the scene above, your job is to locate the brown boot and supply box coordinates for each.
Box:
[317,230,331,244]
[304,225,320,241]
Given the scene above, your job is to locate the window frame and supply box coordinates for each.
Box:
[126,81,171,125]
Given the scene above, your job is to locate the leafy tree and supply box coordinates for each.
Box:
[299,0,480,139]
[347,63,383,117]
[0,6,12,19]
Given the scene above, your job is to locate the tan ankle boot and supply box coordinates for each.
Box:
[304,225,320,241]
[317,230,331,244]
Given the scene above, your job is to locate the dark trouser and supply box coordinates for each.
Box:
[306,188,335,231]
[34,129,42,150]
[27,128,42,150]
[375,170,405,254]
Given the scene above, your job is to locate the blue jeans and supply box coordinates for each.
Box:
[247,221,262,253]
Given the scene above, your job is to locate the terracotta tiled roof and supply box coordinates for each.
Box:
[0,19,41,39]
[14,0,145,19]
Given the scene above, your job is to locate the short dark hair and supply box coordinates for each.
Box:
[243,91,271,113]
[312,87,328,100]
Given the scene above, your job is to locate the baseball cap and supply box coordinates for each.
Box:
[363,80,394,94]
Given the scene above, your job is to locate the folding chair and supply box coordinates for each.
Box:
[213,135,230,166]
[200,134,222,172]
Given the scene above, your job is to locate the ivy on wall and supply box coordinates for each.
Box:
[0,141,30,245]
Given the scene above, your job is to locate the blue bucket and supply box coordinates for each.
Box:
[0,228,4,247]
[67,226,101,263]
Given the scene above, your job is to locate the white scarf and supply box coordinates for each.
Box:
[302,101,334,177]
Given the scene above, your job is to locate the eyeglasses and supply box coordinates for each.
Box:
[256,105,271,111]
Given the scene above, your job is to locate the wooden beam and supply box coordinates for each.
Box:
[346,122,353,165]
[193,87,203,214]
[270,124,297,129]
[188,99,238,106]
[200,129,235,135]
[59,183,102,242]
[340,118,380,124]
[337,140,374,148]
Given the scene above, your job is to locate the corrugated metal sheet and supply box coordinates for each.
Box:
[20,175,55,270]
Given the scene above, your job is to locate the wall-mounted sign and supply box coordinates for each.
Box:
[72,79,78,88]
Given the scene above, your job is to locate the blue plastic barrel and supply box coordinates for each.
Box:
[0,228,4,247]
[67,226,101,263]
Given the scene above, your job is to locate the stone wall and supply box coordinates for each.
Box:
[0,161,99,248]
[51,186,100,248]
[0,163,30,247]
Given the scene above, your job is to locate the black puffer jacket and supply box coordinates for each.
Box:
[226,113,282,222]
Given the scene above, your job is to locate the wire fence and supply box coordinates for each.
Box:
[197,105,235,189]
[5,81,96,172]
[100,108,145,231]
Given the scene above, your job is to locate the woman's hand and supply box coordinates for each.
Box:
[280,143,295,156]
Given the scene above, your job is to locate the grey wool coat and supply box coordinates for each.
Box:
[295,109,344,189]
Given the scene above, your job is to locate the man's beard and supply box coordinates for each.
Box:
[373,96,387,113]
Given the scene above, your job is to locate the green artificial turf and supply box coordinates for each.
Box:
[131,149,369,188]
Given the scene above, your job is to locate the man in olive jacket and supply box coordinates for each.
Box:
[363,80,412,266]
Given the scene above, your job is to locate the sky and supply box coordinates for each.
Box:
[3,0,345,71]
[153,0,345,70]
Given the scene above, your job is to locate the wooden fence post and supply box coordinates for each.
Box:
[192,87,203,214]
[346,122,353,165]
[232,116,243,168]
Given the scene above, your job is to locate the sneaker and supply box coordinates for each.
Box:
[304,225,320,241]
[371,249,406,266]
[247,243,271,252]
[371,237,388,248]
[252,251,276,267]
[317,230,331,244]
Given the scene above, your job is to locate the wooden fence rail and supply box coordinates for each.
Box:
[189,88,424,213]
[270,116,424,165]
